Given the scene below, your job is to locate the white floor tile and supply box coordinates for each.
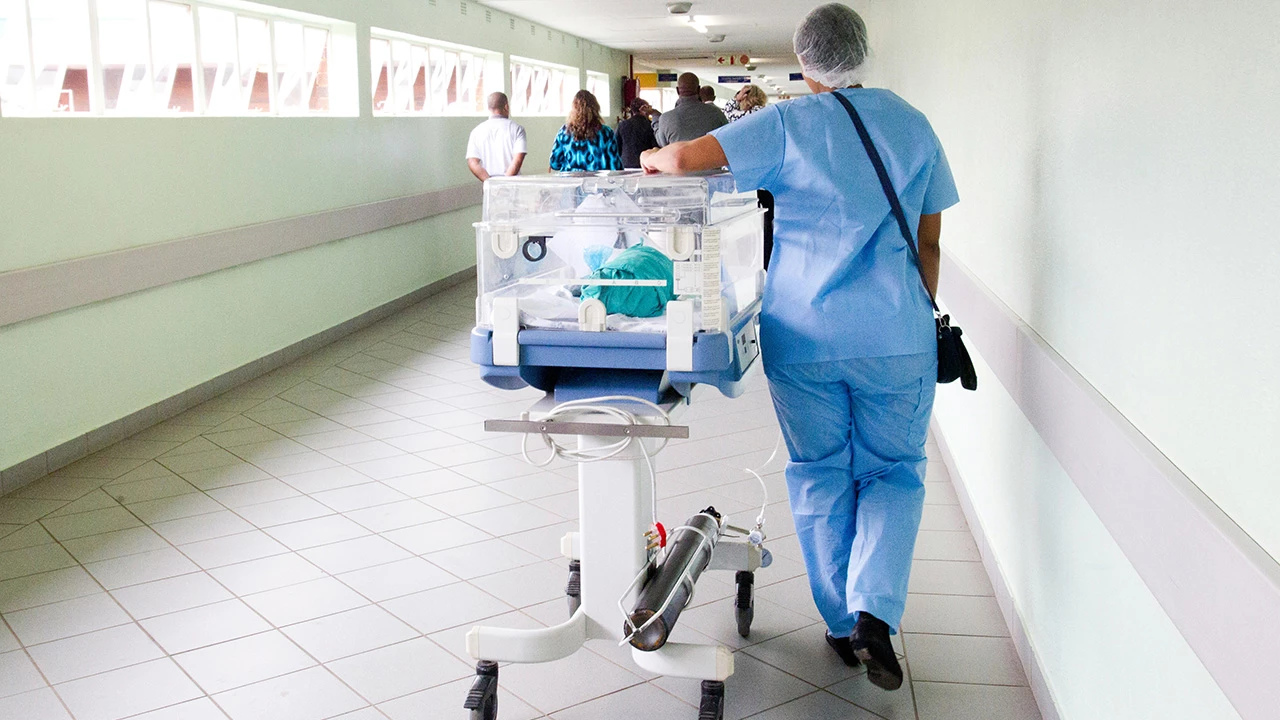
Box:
[252,452,342,479]
[344,499,446,533]
[207,479,301,509]
[62,526,169,564]
[310,483,410,513]
[27,623,164,684]
[209,554,325,596]
[0,623,17,652]
[140,599,272,654]
[380,470,478,499]
[0,543,77,582]
[5,592,131,645]
[381,518,491,554]
[0,566,102,613]
[424,539,541,580]
[0,523,55,552]
[421,486,520,516]
[127,493,226,524]
[742,689,879,720]
[336,557,456,601]
[213,666,366,720]
[298,535,413,575]
[458,504,565,537]
[908,560,995,597]
[913,681,1041,720]
[498,641,645,714]
[327,637,473,704]
[549,682,694,720]
[913,530,981,562]
[243,578,368,626]
[180,531,290,569]
[264,515,372,551]
[85,547,199,590]
[44,491,123,518]
[281,605,418,663]
[902,593,1009,637]
[235,496,334,528]
[377,676,541,720]
[741,625,865,690]
[181,463,273,492]
[174,630,315,694]
[55,658,203,720]
[40,506,142,542]
[278,467,374,494]
[150,510,254,546]
[111,572,232,619]
[0,687,73,719]
[0,649,46,699]
[347,454,438,480]
[103,475,197,506]
[380,582,512,635]
[903,633,1028,686]
[126,697,230,719]
[468,561,570,610]
[827,665,918,719]
[0,499,69,526]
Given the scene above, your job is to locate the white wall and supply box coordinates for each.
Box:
[861,0,1280,716]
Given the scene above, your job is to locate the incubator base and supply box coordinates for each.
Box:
[463,396,768,718]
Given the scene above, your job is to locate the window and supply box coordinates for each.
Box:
[509,56,578,116]
[369,29,499,116]
[586,70,609,116]
[639,87,678,113]
[0,0,355,117]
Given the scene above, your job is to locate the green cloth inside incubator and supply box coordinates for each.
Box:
[580,245,675,318]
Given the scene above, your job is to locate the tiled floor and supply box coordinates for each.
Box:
[0,282,1043,720]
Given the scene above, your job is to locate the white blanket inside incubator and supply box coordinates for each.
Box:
[516,285,668,333]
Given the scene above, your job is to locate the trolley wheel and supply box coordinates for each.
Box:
[698,680,725,720]
[463,660,499,720]
[734,570,755,638]
[566,560,582,617]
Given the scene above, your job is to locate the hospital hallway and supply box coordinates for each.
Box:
[2,1,1277,720]
[0,280,1038,720]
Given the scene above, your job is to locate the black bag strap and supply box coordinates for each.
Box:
[831,91,940,315]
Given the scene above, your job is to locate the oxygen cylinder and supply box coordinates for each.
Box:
[626,507,722,651]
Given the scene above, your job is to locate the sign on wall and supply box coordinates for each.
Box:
[714,54,751,66]
[718,75,751,84]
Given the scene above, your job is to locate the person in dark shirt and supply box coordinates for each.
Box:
[616,98,660,169]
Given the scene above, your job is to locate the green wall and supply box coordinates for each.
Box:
[0,0,630,472]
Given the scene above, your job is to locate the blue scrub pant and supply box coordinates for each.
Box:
[765,352,936,635]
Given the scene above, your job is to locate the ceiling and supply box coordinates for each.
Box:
[475,0,816,96]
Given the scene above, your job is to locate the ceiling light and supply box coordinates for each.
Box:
[666,2,692,14]
[707,34,725,43]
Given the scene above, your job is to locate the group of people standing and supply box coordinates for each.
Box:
[464,72,770,180]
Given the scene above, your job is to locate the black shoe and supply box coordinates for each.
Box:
[824,632,861,667]
[850,613,903,690]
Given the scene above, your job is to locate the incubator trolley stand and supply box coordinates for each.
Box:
[464,171,772,720]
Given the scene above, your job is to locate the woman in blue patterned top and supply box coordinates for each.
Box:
[549,90,622,172]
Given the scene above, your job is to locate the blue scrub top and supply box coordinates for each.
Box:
[711,88,959,365]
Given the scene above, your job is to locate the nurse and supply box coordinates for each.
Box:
[641,2,959,691]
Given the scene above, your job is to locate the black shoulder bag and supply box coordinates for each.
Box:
[833,91,977,390]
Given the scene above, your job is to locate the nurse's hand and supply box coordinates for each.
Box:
[640,148,662,174]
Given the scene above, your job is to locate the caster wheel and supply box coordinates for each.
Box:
[698,680,725,720]
[734,571,754,638]
[566,560,582,616]
[463,660,499,720]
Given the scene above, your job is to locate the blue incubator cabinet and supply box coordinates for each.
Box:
[470,171,767,400]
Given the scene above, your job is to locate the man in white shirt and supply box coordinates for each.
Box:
[465,93,527,182]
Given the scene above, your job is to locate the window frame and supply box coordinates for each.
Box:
[368,27,501,118]
[0,0,357,117]
[585,69,609,117]
[508,54,580,118]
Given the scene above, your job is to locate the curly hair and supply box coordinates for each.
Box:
[566,90,604,141]
[740,85,768,111]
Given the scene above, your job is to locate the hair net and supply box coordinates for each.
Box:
[793,3,869,88]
